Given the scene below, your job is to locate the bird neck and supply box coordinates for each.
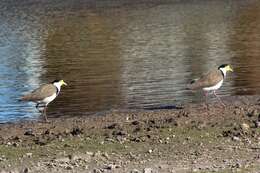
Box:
[53,82,61,94]
[219,68,227,78]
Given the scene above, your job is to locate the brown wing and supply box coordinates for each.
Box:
[21,84,57,101]
[188,70,223,90]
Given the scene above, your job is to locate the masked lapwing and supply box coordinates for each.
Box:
[20,79,67,121]
[188,64,233,107]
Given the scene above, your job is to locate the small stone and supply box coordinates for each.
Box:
[245,138,252,144]
[13,142,19,147]
[55,157,70,163]
[234,109,240,115]
[158,165,164,169]
[247,109,258,117]
[86,151,94,156]
[93,168,102,173]
[66,165,73,170]
[254,121,260,128]
[232,136,240,141]
[143,168,153,173]
[25,153,33,158]
[23,167,29,173]
[252,110,258,117]
[148,149,153,153]
[170,169,176,173]
[241,123,250,131]
[132,121,140,125]
[34,138,47,146]
[233,162,242,168]
[130,169,141,173]
[24,129,34,136]
[94,151,102,157]
[192,160,197,164]
[64,128,70,134]
[102,152,109,159]
[70,127,83,136]
[104,164,118,170]
[68,154,74,160]
[223,159,228,163]
[192,168,199,172]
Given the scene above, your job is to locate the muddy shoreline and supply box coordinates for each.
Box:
[0,95,260,173]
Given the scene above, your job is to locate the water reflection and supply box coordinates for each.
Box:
[231,2,260,95]
[0,6,45,122]
[43,11,122,116]
[0,0,259,122]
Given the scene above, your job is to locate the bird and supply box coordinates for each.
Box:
[20,79,67,122]
[188,64,233,107]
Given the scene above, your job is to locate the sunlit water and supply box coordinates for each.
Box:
[0,0,260,122]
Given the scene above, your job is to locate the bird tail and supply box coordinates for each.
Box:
[186,79,198,90]
[18,95,31,102]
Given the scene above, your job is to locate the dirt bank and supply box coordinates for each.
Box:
[0,95,260,173]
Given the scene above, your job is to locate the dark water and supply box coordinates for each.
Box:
[0,0,260,122]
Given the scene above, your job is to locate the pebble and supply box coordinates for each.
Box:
[254,121,260,128]
[86,151,94,156]
[23,168,29,173]
[94,151,102,158]
[232,136,240,141]
[192,168,199,172]
[102,152,110,159]
[104,164,112,170]
[234,109,240,115]
[25,153,33,158]
[251,109,258,117]
[12,142,19,147]
[233,162,242,168]
[130,169,141,173]
[66,165,73,170]
[24,129,34,136]
[55,157,70,163]
[93,168,104,173]
[143,168,153,173]
[240,123,250,131]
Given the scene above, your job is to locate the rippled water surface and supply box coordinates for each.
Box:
[1,0,260,122]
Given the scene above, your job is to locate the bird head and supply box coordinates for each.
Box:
[218,64,233,72]
[52,79,68,87]
[218,64,233,77]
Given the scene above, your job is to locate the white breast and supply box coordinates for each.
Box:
[42,93,57,105]
[202,80,223,91]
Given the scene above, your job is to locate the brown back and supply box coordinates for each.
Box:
[189,69,223,90]
[21,84,57,101]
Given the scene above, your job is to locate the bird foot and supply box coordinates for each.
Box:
[219,102,226,109]
[37,119,50,123]
[203,103,210,111]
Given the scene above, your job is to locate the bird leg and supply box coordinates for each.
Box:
[42,106,48,122]
[213,91,225,108]
[36,103,42,113]
[203,91,209,110]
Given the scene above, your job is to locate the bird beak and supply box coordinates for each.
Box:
[227,65,233,72]
[61,80,68,86]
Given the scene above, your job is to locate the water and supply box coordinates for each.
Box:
[0,0,260,122]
